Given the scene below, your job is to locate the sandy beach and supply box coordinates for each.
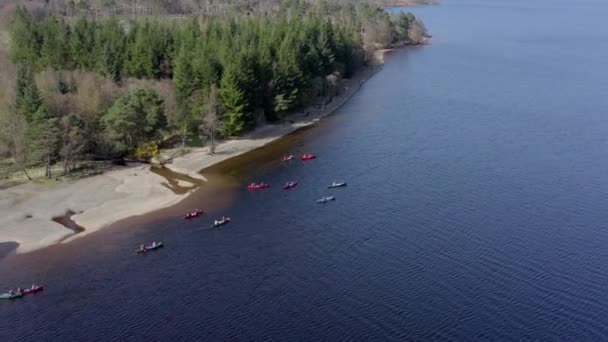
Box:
[0,57,386,255]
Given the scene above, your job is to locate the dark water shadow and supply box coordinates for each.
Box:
[52,210,85,239]
[150,166,204,195]
[0,242,19,261]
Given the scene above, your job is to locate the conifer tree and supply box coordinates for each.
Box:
[9,6,40,65]
[15,64,43,123]
[39,16,71,70]
[219,68,251,136]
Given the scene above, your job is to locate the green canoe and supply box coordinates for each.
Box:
[0,292,23,299]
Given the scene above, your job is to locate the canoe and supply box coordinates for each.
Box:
[281,155,294,162]
[212,217,231,227]
[283,181,298,190]
[301,154,316,160]
[247,183,270,190]
[316,196,336,203]
[184,210,204,220]
[136,242,164,254]
[328,182,347,188]
[20,286,44,295]
[0,292,23,300]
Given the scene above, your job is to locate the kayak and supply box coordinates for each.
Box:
[301,154,316,160]
[281,155,294,162]
[0,292,23,300]
[316,196,336,204]
[283,181,298,190]
[20,286,44,295]
[184,209,204,220]
[328,182,347,188]
[247,183,270,190]
[136,242,164,254]
[212,217,231,227]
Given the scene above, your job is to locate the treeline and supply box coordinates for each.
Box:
[0,0,427,179]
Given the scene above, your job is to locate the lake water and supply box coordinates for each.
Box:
[3,0,608,340]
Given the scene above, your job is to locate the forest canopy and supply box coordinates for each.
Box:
[0,0,427,179]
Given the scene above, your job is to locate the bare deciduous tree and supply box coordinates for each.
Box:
[60,114,86,175]
[6,104,31,180]
[199,83,220,155]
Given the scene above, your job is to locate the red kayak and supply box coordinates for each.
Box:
[20,285,44,296]
[301,154,316,160]
[283,181,298,190]
[184,209,204,220]
[247,183,270,190]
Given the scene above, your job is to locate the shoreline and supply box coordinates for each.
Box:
[0,51,391,256]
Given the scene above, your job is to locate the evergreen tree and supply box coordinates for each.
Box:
[125,22,156,78]
[39,16,71,70]
[219,68,251,135]
[9,6,40,65]
[71,17,97,70]
[173,45,196,102]
[15,64,43,123]
[102,89,166,155]
[97,19,126,82]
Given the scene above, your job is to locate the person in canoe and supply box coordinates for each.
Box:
[31,284,37,290]
[8,289,14,296]
[139,244,147,252]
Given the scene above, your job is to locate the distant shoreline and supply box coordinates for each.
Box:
[382,0,439,8]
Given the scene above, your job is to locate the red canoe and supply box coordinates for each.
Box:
[283,181,298,190]
[184,209,204,220]
[20,286,44,295]
[247,183,270,190]
[301,154,316,160]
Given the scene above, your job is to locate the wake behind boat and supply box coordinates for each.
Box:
[316,196,336,204]
[281,155,294,162]
[137,242,164,254]
[328,181,347,188]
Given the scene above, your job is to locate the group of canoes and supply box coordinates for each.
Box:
[281,153,316,162]
[139,212,231,254]
[254,153,347,203]
[3,151,347,300]
[135,151,344,256]
[1,284,44,300]
[183,209,230,227]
